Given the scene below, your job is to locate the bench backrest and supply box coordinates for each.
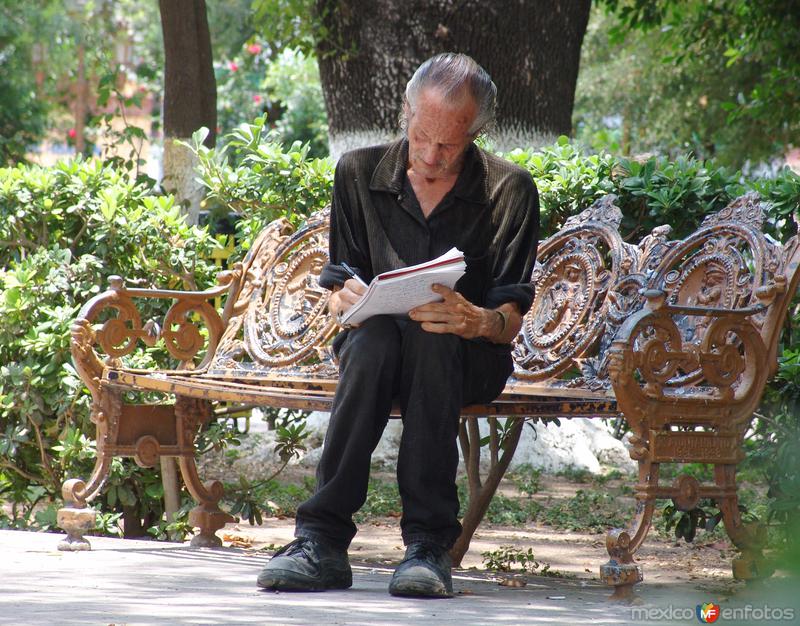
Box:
[207,194,799,399]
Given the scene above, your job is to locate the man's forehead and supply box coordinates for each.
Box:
[415,86,475,112]
[412,88,477,129]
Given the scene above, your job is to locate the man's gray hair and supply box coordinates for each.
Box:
[402,53,497,137]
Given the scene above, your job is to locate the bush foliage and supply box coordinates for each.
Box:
[0,157,219,534]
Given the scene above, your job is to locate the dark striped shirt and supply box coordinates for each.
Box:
[320,138,540,316]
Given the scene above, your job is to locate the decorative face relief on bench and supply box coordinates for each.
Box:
[610,194,787,422]
[654,194,781,340]
[665,246,747,310]
[265,250,328,339]
[531,257,590,341]
[211,209,338,374]
[513,195,639,384]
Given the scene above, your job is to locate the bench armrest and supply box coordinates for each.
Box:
[607,289,769,434]
[71,274,232,400]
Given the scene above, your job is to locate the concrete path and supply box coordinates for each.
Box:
[1,530,796,626]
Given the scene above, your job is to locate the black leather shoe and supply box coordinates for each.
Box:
[257,537,352,591]
[389,542,453,598]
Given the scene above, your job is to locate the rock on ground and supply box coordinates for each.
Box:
[296,412,635,475]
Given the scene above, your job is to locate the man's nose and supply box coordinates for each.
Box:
[421,144,440,165]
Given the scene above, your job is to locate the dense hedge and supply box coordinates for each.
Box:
[0,157,219,535]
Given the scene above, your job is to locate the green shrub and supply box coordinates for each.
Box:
[188,120,334,247]
[505,136,617,234]
[264,48,329,158]
[215,42,328,159]
[0,157,219,534]
[612,154,743,239]
[505,137,799,241]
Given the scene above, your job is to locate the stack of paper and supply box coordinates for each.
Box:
[340,247,466,325]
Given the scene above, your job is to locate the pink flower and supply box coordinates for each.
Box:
[67,128,77,139]
[228,61,239,72]
[247,43,262,55]
[252,94,262,104]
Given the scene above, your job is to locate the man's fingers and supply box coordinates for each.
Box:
[419,321,452,334]
[339,289,361,305]
[330,282,365,319]
[430,283,461,302]
[345,277,367,296]
[409,305,462,323]
[411,291,466,317]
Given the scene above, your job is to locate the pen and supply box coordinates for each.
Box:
[341,262,369,288]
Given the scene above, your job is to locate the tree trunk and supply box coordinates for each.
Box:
[315,0,591,157]
[159,0,216,223]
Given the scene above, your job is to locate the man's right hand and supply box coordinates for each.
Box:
[329,278,367,321]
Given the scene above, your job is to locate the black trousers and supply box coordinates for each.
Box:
[294,315,513,551]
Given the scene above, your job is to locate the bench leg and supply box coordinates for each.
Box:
[57,401,116,551]
[450,417,525,566]
[173,396,236,546]
[715,464,773,581]
[599,458,657,601]
[178,455,236,547]
[57,455,113,551]
[57,479,97,551]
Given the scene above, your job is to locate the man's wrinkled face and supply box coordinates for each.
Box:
[406,88,477,180]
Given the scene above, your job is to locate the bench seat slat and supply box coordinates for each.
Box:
[104,369,618,418]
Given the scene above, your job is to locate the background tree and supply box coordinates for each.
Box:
[593,0,800,167]
[159,0,217,223]
[0,5,48,164]
[255,0,592,157]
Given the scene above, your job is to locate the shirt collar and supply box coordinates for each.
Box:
[369,138,490,206]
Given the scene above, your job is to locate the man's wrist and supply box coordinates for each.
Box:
[494,309,508,337]
[481,308,507,341]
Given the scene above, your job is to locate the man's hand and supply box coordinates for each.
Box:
[409,284,515,341]
[329,278,367,322]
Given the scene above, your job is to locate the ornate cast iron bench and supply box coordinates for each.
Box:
[60,192,800,600]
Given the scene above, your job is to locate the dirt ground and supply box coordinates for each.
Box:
[213,465,742,595]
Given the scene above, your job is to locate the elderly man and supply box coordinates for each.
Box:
[257,53,540,598]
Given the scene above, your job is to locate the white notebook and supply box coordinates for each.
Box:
[339,247,466,325]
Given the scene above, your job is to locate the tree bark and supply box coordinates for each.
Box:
[315,0,592,157]
[159,0,216,222]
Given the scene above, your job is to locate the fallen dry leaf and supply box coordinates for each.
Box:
[498,577,527,587]
[222,533,254,548]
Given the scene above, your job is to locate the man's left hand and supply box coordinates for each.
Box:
[409,284,493,339]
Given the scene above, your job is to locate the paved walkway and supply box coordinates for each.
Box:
[1,530,796,625]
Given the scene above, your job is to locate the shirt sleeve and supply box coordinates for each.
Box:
[485,172,540,314]
[319,155,369,291]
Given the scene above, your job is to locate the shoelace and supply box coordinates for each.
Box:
[272,537,314,558]
[405,542,445,564]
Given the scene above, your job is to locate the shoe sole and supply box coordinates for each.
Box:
[257,567,352,591]
[389,575,453,598]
